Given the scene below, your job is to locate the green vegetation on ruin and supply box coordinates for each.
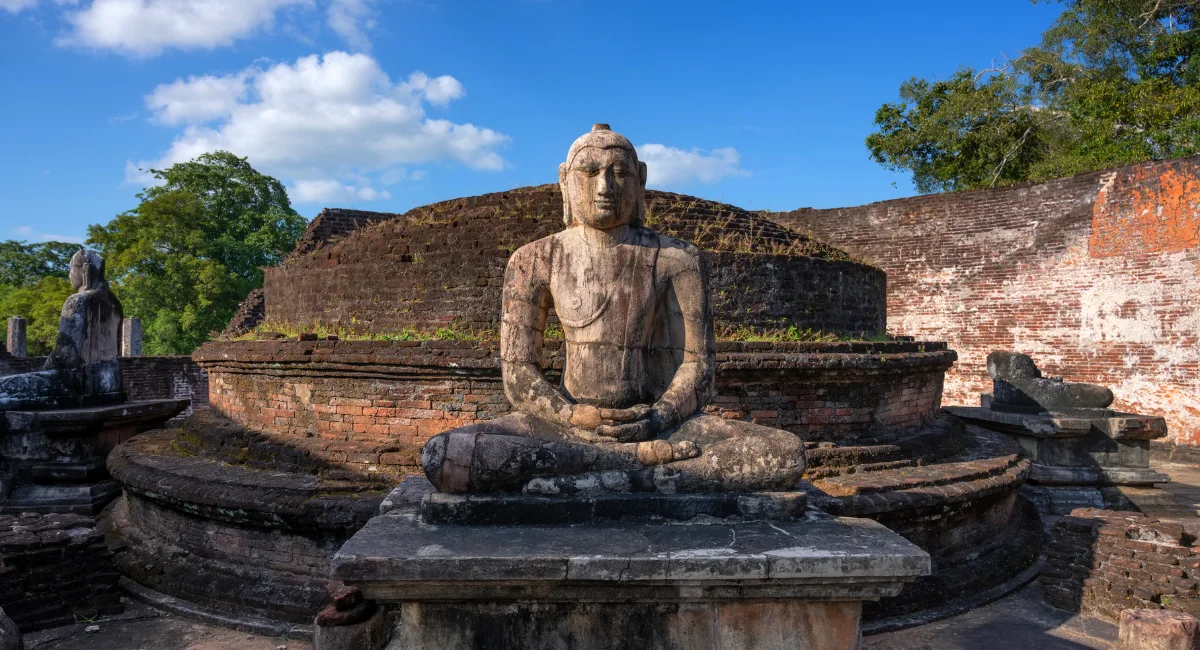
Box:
[239,321,890,344]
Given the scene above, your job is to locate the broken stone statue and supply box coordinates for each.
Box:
[0,250,124,411]
[947,351,1173,516]
[420,123,805,504]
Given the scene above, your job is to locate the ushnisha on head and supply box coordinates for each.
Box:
[559,124,648,229]
[68,249,106,292]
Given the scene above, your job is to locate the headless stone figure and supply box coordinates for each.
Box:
[987,351,1113,414]
[421,125,805,495]
[0,250,124,410]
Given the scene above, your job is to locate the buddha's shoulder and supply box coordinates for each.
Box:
[644,229,702,268]
[508,234,560,265]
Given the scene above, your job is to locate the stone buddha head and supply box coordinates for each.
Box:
[559,124,648,229]
[69,249,106,292]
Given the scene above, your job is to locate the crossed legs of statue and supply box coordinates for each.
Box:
[421,412,805,495]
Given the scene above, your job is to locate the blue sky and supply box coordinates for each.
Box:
[0,0,1063,244]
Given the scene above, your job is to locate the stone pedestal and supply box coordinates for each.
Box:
[946,404,1171,515]
[331,485,929,650]
[121,318,142,357]
[4,318,24,359]
[0,399,188,514]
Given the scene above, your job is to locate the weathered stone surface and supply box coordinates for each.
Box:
[420,488,806,525]
[314,606,387,650]
[5,317,25,359]
[332,508,925,650]
[0,399,188,515]
[0,607,20,650]
[1115,609,1199,650]
[987,351,1114,414]
[0,250,124,410]
[420,125,806,498]
[332,510,929,597]
[388,599,861,650]
[0,513,122,632]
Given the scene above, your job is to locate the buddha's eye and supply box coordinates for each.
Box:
[578,164,602,177]
[613,166,630,177]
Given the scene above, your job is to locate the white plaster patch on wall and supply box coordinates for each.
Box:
[1078,273,1163,345]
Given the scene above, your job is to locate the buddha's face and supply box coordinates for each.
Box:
[563,146,644,230]
[69,258,85,291]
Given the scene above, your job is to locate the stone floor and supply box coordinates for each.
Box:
[19,460,1200,650]
[22,602,311,650]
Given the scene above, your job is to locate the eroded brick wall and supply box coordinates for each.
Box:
[118,356,209,419]
[196,339,954,472]
[1041,508,1200,621]
[0,513,122,632]
[263,186,886,337]
[770,157,1200,446]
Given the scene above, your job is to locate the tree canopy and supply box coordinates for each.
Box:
[0,240,78,288]
[87,151,306,355]
[0,240,81,355]
[867,0,1200,193]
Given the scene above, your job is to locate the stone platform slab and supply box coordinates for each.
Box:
[332,507,929,649]
[1,399,189,514]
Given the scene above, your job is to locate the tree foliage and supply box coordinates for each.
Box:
[0,240,79,287]
[0,240,80,355]
[868,0,1200,193]
[87,151,306,355]
[0,276,73,355]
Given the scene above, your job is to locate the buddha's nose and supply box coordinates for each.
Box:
[596,169,614,196]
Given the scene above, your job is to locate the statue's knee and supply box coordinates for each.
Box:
[420,432,450,482]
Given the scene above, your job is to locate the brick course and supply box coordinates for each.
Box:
[261,186,886,337]
[770,156,1200,446]
[0,513,122,632]
[195,339,953,474]
[1041,508,1200,622]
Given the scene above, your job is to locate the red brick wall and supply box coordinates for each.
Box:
[1041,508,1200,622]
[263,186,886,337]
[770,157,1200,446]
[196,339,954,472]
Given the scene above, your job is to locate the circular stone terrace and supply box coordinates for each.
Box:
[103,186,1039,633]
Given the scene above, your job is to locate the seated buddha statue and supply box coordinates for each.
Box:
[0,249,124,411]
[421,124,805,495]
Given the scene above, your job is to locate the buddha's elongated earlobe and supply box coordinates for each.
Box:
[559,162,572,226]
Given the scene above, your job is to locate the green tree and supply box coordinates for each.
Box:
[0,240,80,354]
[868,0,1200,193]
[0,276,74,354]
[0,240,79,287]
[87,152,306,354]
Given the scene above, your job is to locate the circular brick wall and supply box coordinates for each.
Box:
[258,186,886,337]
[194,339,954,476]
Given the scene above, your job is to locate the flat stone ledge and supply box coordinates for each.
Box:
[946,406,1167,441]
[3,399,190,432]
[332,509,929,603]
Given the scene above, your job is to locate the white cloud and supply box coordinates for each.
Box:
[10,225,84,244]
[291,179,390,202]
[131,52,508,204]
[57,0,310,57]
[400,71,464,106]
[48,0,377,56]
[636,144,749,188]
[327,0,373,51]
[0,0,40,13]
[146,72,248,125]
